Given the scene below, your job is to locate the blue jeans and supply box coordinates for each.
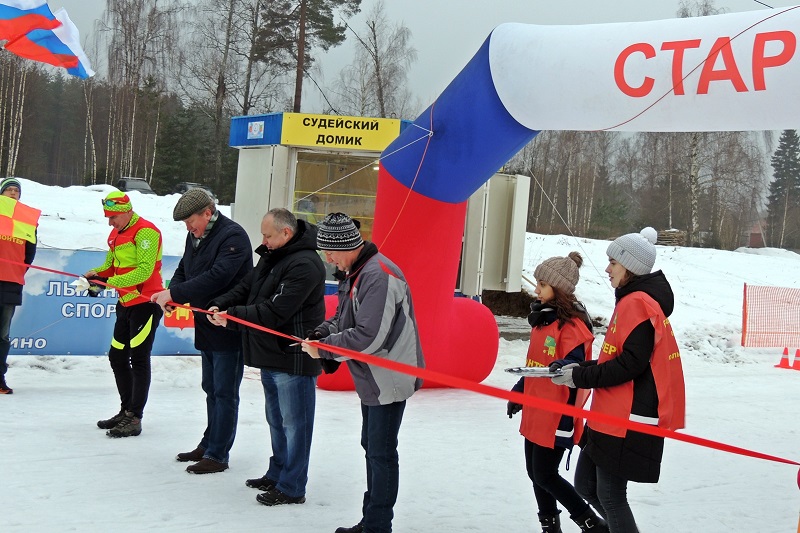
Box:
[261,370,316,498]
[575,451,639,533]
[361,401,406,533]
[0,304,15,377]
[198,349,244,463]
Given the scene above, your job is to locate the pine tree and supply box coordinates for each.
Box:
[766,129,800,249]
[255,0,361,112]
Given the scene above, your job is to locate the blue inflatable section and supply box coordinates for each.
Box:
[10,248,197,356]
[381,34,539,204]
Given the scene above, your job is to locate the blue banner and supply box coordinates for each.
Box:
[11,248,197,356]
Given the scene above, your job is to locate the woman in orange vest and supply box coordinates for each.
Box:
[508,252,608,533]
[552,228,685,533]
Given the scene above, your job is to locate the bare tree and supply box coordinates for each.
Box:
[0,57,31,176]
[175,0,295,186]
[330,1,417,118]
[99,0,182,184]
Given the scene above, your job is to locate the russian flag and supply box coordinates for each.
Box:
[4,8,94,78]
[0,0,59,43]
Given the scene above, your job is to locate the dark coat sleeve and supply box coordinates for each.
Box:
[25,231,36,265]
[573,320,655,389]
[171,244,187,286]
[226,256,320,331]
[208,266,256,317]
[169,232,251,305]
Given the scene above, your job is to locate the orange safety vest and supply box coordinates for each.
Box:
[589,292,686,438]
[520,317,594,448]
[0,197,40,285]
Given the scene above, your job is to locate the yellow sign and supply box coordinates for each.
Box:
[281,113,401,152]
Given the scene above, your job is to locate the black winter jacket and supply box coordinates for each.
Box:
[573,270,674,483]
[168,214,253,351]
[209,220,326,375]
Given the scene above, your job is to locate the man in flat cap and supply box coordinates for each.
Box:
[152,188,252,474]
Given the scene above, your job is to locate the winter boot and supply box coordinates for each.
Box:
[538,514,562,533]
[0,378,12,394]
[255,487,306,506]
[97,410,126,429]
[571,507,609,532]
[334,522,363,533]
[106,411,142,438]
[186,458,228,474]
[176,446,205,462]
[245,475,277,491]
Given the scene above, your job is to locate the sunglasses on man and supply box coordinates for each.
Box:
[102,195,130,208]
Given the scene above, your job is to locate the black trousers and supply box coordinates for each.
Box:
[525,439,589,518]
[107,302,162,419]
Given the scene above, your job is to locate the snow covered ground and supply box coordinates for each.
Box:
[2,179,799,532]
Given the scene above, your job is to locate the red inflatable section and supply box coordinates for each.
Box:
[317,167,498,390]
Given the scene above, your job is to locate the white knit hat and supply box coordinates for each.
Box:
[606,227,658,276]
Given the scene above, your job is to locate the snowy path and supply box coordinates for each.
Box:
[2,341,797,532]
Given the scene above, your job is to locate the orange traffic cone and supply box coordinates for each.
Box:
[792,349,800,371]
[775,347,791,369]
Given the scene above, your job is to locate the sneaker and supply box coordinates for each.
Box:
[97,410,125,429]
[186,458,228,474]
[255,487,306,506]
[245,475,277,491]
[106,411,142,438]
[176,447,205,462]
[0,378,12,395]
[335,522,364,533]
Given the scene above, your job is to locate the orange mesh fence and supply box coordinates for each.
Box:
[742,283,800,347]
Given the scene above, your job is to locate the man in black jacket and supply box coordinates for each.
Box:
[208,208,326,506]
[152,189,252,474]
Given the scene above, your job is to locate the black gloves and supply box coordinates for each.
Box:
[86,276,108,298]
[549,360,566,373]
[305,330,341,374]
[507,401,522,418]
[320,359,341,374]
[305,329,323,341]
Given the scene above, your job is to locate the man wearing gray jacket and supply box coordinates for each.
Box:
[302,212,425,533]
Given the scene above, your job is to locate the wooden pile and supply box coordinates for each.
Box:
[657,229,686,246]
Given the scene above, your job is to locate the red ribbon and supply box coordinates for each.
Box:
[8,257,800,482]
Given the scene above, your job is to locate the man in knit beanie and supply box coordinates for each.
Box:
[303,212,424,533]
[151,188,252,474]
[0,178,22,200]
[0,177,37,394]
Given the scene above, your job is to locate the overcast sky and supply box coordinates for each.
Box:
[57,0,795,113]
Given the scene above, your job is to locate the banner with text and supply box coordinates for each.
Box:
[11,248,197,356]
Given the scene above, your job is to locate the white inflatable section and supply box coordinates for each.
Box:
[489,7,800,131]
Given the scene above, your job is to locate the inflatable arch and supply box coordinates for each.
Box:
[318,6,800,389]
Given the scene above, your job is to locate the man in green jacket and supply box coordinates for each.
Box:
[86,191,164,438]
